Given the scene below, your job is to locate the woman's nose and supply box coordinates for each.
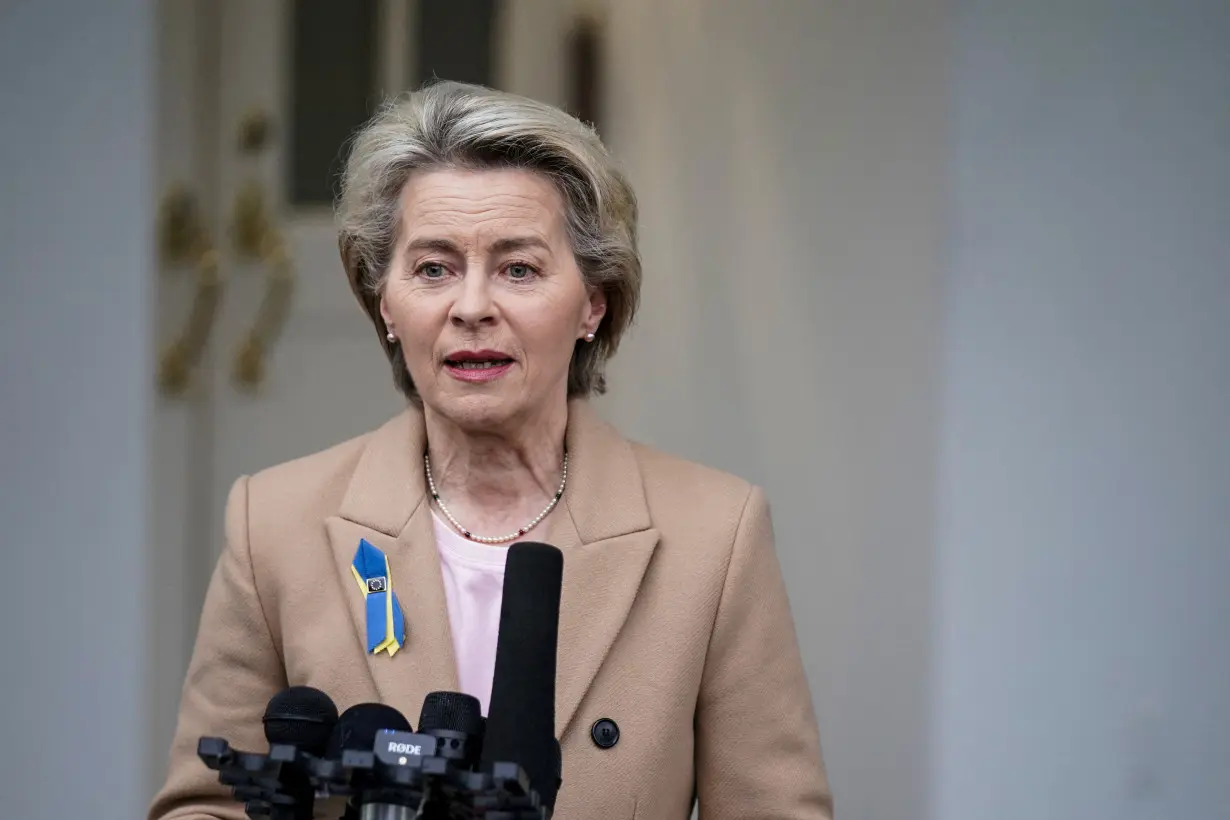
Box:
[449,272,497,327]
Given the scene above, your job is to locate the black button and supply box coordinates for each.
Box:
[590,718,620,749]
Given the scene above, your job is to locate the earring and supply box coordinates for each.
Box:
[386,331,397,342]
[585,332,596,343]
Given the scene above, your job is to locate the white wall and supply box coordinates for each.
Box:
[935,1,1230,818]
[0,1,155,818]
[598,2,949,817]
[599,1,1229,819]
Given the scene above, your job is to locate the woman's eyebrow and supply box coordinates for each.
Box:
[488,236,551,255]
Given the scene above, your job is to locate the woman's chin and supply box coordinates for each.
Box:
[428,390,526,432]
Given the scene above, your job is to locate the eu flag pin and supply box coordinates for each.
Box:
[350,540,406,657]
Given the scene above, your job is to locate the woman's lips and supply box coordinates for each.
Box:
[443,357,515,383]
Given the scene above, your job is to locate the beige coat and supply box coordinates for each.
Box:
[149,400,833,820]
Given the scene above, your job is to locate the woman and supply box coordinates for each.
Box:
[149,81,832,820]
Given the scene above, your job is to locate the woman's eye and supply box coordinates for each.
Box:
[506,263,535,280]
[417,263,447,279]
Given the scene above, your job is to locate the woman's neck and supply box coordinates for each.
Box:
[422,402,568,537]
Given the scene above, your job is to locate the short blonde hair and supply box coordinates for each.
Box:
[336,80,641,402]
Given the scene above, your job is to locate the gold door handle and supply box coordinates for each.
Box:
[229,109,295,392]
[230,178,295,391]
[156,184,224,396]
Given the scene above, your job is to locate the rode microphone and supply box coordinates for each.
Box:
[326,703,416,820]
[326,703,415,761]
[481,542,565,813]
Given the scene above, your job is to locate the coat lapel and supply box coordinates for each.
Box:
[549,401,659,738]
[325,410,459,721]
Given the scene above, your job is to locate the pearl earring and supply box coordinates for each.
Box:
[386,331,396,342]
[585,332,596,342]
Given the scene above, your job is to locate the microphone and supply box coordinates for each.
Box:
[197,686,338,820]
[200,687,556,817]
[263,686,339,820]
[264,685,339,756]
[327,703,416,820]
[326,703,415,760]
[481,542,565,813]
[418,690,485,768]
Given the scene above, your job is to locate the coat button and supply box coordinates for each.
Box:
[590,718,620,749]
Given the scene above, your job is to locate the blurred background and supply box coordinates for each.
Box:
[1,1,1227,818]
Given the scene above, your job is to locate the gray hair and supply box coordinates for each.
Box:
[336,80,641,402]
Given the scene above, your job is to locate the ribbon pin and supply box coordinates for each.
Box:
[350,539,406,657]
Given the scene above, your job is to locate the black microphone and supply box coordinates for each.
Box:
[264,685,339,756]
[418,691,485,768]
[481,542,565,814]
[412,692,487,818]
[265,687,338,820]
[327,703,416,820]
[326,703,415,761]
[329,703,415,820]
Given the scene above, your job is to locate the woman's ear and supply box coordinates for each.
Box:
[379,295,394,331]
[583,288,608,336]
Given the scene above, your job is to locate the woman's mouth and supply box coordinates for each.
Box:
[448,359,512,370]
[444,352,515,382]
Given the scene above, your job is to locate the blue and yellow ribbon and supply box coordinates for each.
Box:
[350,539,406,657]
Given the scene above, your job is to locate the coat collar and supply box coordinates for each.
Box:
[327,399,659,737]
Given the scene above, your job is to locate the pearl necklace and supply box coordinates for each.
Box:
[424,450,568,544]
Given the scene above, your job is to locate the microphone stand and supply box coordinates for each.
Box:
[357,780,432,820]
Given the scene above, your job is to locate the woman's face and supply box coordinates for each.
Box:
[381,168,605,431]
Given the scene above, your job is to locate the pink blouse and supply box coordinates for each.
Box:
[431,512,511,716]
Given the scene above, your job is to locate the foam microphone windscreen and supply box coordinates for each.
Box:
[420,691,485,766]
[419,691,484,738]
[262,686,339,756]
[325,702,413,760]
[480,542,564,810]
